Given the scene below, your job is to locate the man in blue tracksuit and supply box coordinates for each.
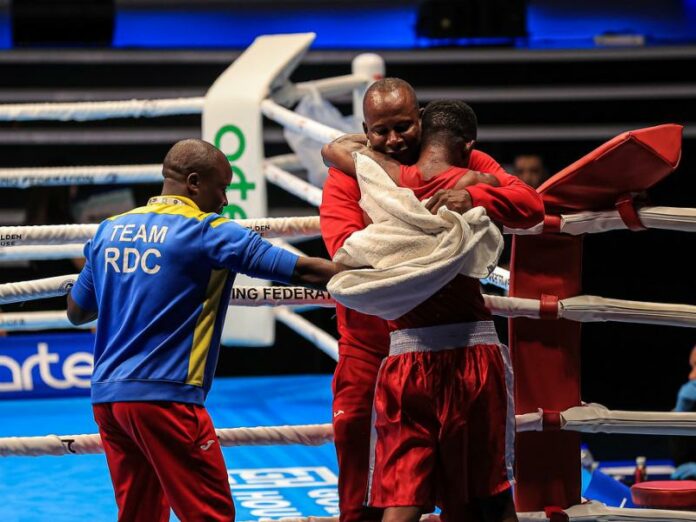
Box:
[67,139,342,521]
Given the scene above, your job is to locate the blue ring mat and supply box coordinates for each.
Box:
[0,375,338,522]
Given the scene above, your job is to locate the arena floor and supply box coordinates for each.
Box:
[0,375,338,522]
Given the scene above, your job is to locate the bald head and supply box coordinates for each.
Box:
[163,139,227,182]
[363,78,419,115]
[362,78,421,165]
[161,139,231,214]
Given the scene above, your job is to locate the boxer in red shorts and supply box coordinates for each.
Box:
[323,99,544,522]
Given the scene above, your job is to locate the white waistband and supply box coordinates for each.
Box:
[389,321,500,356]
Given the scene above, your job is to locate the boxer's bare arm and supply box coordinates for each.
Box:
[321,134,367,174]
[321,134,402,183]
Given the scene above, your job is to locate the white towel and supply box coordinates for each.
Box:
[327,153,503,320]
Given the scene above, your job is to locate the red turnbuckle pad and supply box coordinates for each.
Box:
[615,194,647,231]
[542,410,562,431]
[543,215,561,234]
[539,294,559,319]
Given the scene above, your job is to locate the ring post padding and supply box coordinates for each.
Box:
[202,32,315,346]
[351,53,385,125]
[510,233,583,511]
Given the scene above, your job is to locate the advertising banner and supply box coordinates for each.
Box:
[0,332,94,400]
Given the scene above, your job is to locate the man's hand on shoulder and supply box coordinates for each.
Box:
[425,188,473,215]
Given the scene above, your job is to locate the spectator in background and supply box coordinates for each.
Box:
[513,154,547,189]
[671,344,696,480]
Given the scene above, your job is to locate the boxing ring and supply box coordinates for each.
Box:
[1,33,696,520]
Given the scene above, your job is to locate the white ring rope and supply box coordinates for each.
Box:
[3,279,693,328]
[0,311,94,331]
[264,161,324,207]
[274,307,339,361]
[0,154,302,189]
[516,403,696,436]
[0,97,205,122]
[0,244,85,261]
[2,404,694,457]
[260,99,344,143]
[266,153,305,171]
[230,287,696,328]
[0,164,162,188]
[505,206,696,235]
[0,274,76,305]
[0,423,333,457]
[0,224,99,244]
[0,217,321,248]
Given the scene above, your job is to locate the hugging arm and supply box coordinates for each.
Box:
[321,134,402,183]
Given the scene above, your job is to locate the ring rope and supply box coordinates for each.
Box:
[0,164,162,188]
[0,274,76,305]
[0,217,321,246]
[2,279,694,328]
[2,405,693,457]
[260,99,344,143]
[0,74,369,123]
[0,153,302,189]
[0,244,85,261]
[505,206,696,235]
[274,307,339,361]
[0,310,93,331]
[264,162,324,207]
[0,97,205,122]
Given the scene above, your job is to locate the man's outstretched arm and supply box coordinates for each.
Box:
[291,257,347,289]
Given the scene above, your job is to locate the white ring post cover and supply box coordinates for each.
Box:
[202,33,315,346]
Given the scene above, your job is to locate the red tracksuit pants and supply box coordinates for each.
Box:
[93,401,235,522]
[332,353,384,522]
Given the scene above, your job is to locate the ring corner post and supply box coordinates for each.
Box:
[509,233,584,511]
[202,33,315,346]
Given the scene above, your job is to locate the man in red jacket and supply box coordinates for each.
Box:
[320,81,543,522]
[323,99,543,522]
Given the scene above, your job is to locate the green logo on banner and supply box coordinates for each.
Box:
[214,125,246,162]
[214,124,255,219]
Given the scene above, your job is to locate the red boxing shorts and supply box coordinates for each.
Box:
[367,321,514,518]
[93,401,235,522]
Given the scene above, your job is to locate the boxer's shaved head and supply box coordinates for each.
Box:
[161,139,231,214]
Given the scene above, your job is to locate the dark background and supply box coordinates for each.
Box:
[0,0,694,462]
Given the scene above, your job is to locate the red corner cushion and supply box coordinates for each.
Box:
[538,124,683,214]
[631,480,696,509]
